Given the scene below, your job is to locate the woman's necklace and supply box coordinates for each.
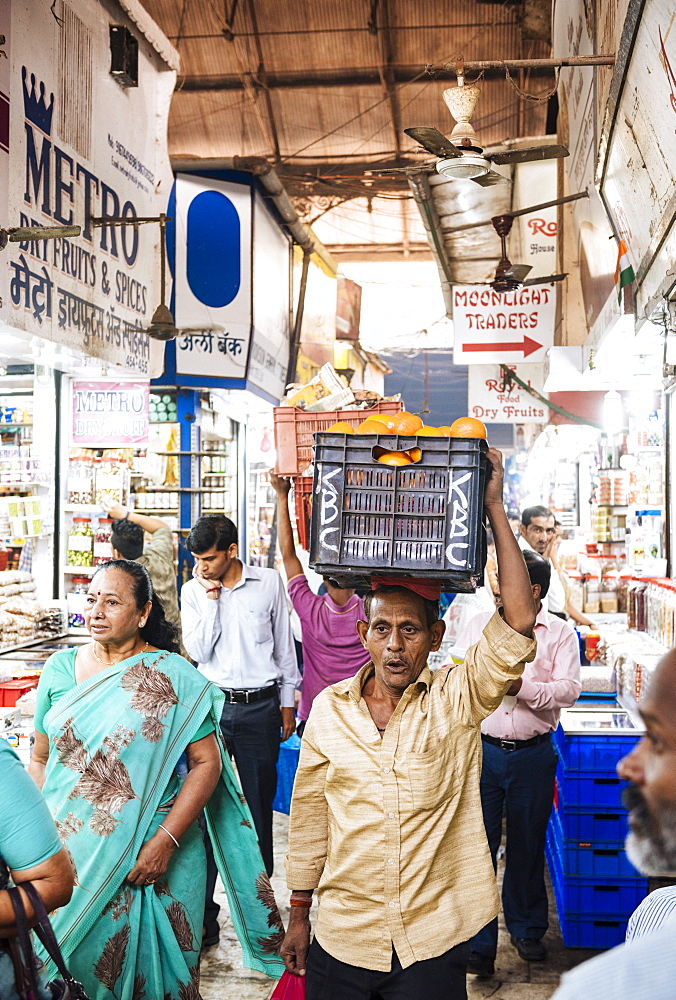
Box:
[92,640,149,665]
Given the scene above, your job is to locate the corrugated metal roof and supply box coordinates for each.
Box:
[140,0,556,256]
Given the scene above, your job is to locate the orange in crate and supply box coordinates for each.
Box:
[326,421,355,433]
[355,419,387,433]
[377,450,412,466]
[389,411,423,434]
[448,416,487,438]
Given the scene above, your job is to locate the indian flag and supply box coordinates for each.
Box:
[614,239,635,303]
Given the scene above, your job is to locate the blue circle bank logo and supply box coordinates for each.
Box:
[186,190,241,308]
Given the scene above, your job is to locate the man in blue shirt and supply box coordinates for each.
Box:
[552,649,676,1000]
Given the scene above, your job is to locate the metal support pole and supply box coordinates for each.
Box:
[287,249,312,386]
[457,56,615,71]
[447,191,590,235]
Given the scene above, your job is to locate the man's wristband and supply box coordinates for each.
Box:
[289,891,313,908]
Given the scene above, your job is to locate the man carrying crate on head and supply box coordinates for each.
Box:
[280,449,538,1000]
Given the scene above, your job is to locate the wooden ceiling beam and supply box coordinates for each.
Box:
[245,0,281,161]
[372,0,411,255]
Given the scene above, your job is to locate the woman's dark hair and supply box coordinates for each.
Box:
[522,549,551,598]
[91,560,180,653]
[110,517,144,559]
[186,515,238,554]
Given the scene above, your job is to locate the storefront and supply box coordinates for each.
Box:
[0,0,177,735]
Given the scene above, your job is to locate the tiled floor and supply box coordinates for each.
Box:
[200,813,600,1000]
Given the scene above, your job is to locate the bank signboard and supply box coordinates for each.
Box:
[0,0,177,376]
[173,173,292,401]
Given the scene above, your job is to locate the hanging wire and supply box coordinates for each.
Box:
[504,62,561,102]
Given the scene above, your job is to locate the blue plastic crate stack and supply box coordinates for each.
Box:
[547,705,647,948]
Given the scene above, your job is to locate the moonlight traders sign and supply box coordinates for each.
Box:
[452,284,556,365]
[0,0,177,376]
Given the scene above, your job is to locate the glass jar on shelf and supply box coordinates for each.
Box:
[600,574,618,614]
[93,518,113,565]
[67,576,91,628]
[67,518,94,567]
[67,452,94,505]
[95,457,127,506]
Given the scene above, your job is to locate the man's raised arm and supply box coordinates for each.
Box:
[484,448,536,637]
[270,473,304,582]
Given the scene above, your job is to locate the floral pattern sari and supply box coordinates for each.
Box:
[39,649,284,999]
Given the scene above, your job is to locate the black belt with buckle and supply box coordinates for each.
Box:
[220,685,278,705]
[481,732,551,752]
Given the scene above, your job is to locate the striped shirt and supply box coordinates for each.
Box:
[626,886,676,942]
[552,912,676,1000]
[286,612,536,972]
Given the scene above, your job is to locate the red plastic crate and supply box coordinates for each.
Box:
[0,677,39,706]
[273,400,403,476]
[292,476,313,551]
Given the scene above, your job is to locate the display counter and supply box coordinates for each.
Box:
[584,612,667,718]
[0,634,91,765]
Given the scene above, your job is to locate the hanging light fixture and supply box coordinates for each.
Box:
[147,213,178,341]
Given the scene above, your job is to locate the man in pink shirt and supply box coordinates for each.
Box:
[271,475,369,726]
[458,549,581,977]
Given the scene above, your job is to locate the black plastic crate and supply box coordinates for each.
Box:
[309,433,488,591]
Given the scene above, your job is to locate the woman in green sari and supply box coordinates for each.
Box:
[29,559,284,1000]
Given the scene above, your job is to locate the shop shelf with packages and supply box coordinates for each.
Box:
[309,433,488,591]
[62,444,134,629]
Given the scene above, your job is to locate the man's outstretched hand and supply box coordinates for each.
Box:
[484,447,505,509]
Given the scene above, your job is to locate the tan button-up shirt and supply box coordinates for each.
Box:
[285,611,536,972]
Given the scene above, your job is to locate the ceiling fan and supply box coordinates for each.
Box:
[403,76,569,187]
[476,214,566,292]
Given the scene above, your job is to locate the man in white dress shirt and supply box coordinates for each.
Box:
[552,647,676,1000]
[518,505,567,617]
[181,514,299,942]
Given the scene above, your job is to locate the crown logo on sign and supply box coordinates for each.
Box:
[22,66,54,135]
